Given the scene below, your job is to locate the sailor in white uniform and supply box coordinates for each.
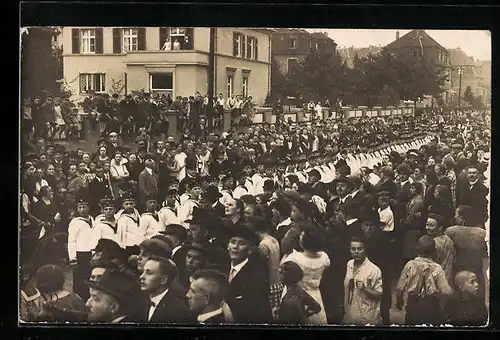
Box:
[68,197,94,301]
[139,194,162,239]
[116,193,143,257]
[159,189,181,232]
[90,197,119,249]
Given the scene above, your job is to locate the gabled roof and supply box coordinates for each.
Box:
[269,28,310,35]
[385,29,446,50]
[448,48,475,66]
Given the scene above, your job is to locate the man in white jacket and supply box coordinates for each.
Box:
[68,197,94,302]
[116,193,143,257]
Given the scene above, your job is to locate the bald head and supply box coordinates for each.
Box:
[455,271,480,297]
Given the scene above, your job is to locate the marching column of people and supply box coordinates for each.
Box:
[20,108,490,325]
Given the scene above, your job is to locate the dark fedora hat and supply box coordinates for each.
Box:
[226,225,260,246]
[85,267,141,305]
[163,224,188,243]
[202,185,222,199]
[184,207,218,225]
[357,208,383,227]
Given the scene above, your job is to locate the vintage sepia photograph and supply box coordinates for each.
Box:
[19,26,490,327]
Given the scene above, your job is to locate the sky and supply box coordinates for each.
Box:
[306,29,491,61]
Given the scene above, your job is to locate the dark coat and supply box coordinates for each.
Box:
[444,294,488,326]
[146,289,194,324]
[212,201,226,218]
[276,286,321,324]
[138,169,159,203]
[225,258,273,323]
[456,181,489,226]
[88,176,113,212]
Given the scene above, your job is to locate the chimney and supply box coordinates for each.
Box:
[396,30,400,40]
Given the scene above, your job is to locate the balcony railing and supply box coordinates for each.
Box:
[124,50,209,66]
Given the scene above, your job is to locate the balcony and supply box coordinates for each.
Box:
[124,50,209,67]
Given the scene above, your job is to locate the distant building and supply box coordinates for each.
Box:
[61,27,272,104]
[447,48,484,104]
[338,45,382,68]
[384,29,452,103]
[270,28,337,74]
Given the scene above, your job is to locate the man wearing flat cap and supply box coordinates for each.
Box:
[225,225,273,323]
[86,267,144,323]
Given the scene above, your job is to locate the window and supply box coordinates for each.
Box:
[123,28,138,52]
[233,33,244,57]
[170,27,186,36]
[150,73,173,96]
[79,73,105,93]
[242,76,249,97]
[287,58,300,74]
[316,42,319,50]
[290,37,298,49]
[227,75,234,97]
[80,29,96,53]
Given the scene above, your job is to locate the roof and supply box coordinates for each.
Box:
[448,48,475,66]
[385,29,446,51]
[269,28,311,35]
[310,32,330,40]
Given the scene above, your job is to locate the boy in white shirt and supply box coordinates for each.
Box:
[376,191,394,232]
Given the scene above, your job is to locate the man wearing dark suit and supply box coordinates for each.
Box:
[88,166,113,216]
[186,269,229,324]
[140,256,194,323]
[201,185,225,218]
[394,164,413,224]
[225,226,273,323]
[138,158,159,207]
[283,134,299,155]
[456,165,489,227]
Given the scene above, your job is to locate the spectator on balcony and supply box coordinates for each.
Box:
[162,38,172,51]
[183,35,191,50]
[173,39,181,51]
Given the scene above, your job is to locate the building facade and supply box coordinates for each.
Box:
[62,27,271,104]
[270,29,337,74]
[384,30,452,102]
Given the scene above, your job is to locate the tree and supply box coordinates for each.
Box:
[21,27,63,99]
[267,58,288,104]
[463,86,474,104]
[287,49,347,103]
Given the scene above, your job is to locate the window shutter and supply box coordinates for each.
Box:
[95,28,104,54]
[233,32,238,56]
[71,28,80,54]
[159,27,168,49]
[113,28,122,53]
[138,28,146,51]
[254,38,258,60]
[241,35,246,59]
[247,37,252,59]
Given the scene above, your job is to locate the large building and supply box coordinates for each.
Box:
[384,30,452,102]
[62,27,272,104]
[270,29,337,74]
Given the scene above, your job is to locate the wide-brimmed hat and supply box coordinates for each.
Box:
[396,164,412,176]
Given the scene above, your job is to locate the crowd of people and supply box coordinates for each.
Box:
[20,98,490,326]
[21,91,257,146]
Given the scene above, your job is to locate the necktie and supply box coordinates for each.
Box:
[229,268,237,283]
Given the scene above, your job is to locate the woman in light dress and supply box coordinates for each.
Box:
[285,224,330,324]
